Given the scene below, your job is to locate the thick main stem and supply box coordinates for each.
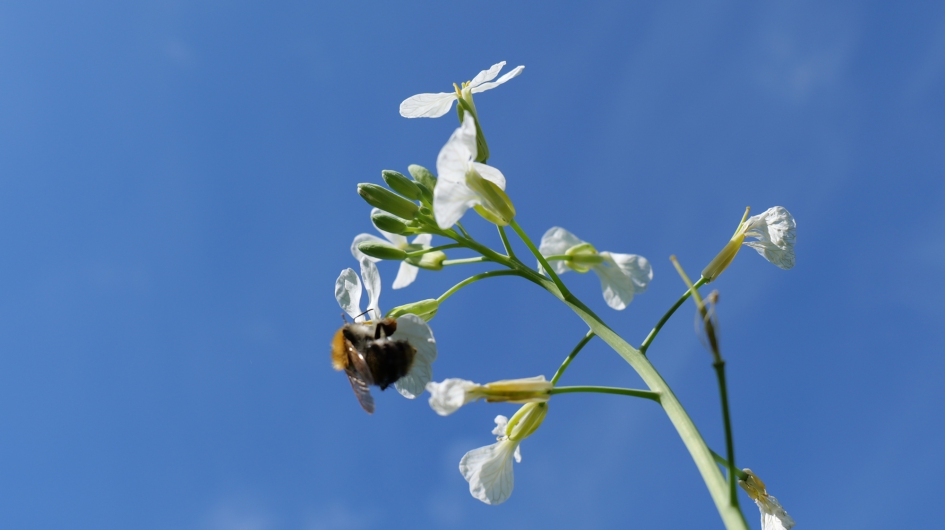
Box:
[441,225,748,528]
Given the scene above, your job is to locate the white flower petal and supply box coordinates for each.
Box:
[492,415,509,436]
[513,444,522,463]
[471,65,524,93]
[350,233,386,262]
[359,258,381,321]
[411,233,433,246]
[743,206,796,270]
[606,252,653,293]
[433,176,479,229]
[758,495,795,530]
[334,268,362,320]
[399,92,457,118]
[455,113,479,161]
[539,227,585,275]
[426,378,479,416]
[471,161,506,190]
[393,314,437,398]
[593,254,639,310]
[459,439,519,505]
[468,61,506,88]
[392,261,420,290]
[436,119,475,183]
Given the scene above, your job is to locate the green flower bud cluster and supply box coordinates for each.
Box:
[357,166,439,226]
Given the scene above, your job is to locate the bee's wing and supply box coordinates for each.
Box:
[345,344,375,414]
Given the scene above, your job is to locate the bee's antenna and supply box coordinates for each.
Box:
[354,309,373,322]
[341,312,350,324]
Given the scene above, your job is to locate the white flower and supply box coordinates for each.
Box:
[433,113,514,229]
[459,402,547,505]
[399,61,524,118]
[539,227,652,310]
[334,258,437,398]
[742,206,796,270]
[702,206,796,281]
[738,468,795,530]
[426,376,551,416]
[351,208,433,289]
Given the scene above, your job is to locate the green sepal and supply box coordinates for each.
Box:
[387,299,439,322]
[406,250,447,270]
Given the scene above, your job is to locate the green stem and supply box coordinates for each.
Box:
[455,221,471,239]
[551,330,595,385]
[550,385,660,403]
[509,220,573,299]
[711,450,748,481]
[639,276,708,355]
[403,243,462,258]
[441,257,489,266]
[436,270,523,304]
[715,360,739,508]
[436,224,747,527]
[497,225,517,260]
[514,274,749,529]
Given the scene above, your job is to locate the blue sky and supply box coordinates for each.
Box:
[1,1,943,528]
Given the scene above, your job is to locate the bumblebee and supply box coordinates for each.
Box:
[331,317,417,414]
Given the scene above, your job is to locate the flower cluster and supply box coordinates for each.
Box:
[331,59,800,526]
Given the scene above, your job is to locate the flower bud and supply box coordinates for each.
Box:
[357,183,419,220]
[505,402,547,442]
[371,210,410,235]
[408,164,437,192]
[702,234,745,282]
[382,170,423,201]
[357,240,407,261]
[701,207,752,282]
[482,376,552,404]
[388,299,439,321]
[465,171,515,226]
[406,250,447,270]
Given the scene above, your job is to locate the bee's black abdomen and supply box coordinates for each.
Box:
[365,339,416,390]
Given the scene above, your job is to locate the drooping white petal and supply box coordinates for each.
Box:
[539,227,586,275]
[393,314,437,398]
[606,252,652,293]
[459,439,519,505]
[742,206,796,270]
[392,261,420,290]
[433,177,479,229]
[334,268,362,320]
[426,378,479,416]
[350,233,387,262]
[468,61,506,88]
[471,65,524,93]
[399,92,457,118]
[359,258,381,321]
[757,496,795,530]
[471,161,506,189]
[593,253,642,311]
